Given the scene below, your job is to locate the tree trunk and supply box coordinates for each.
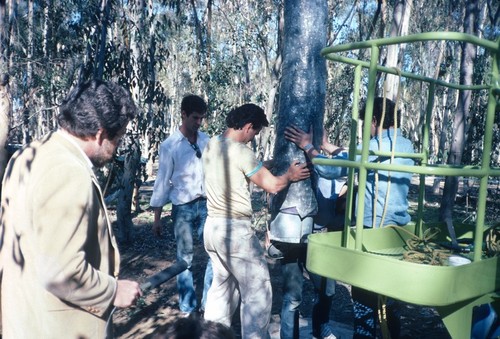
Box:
[0,75,9,194]
[42,0,53,60]
[144,0,156,171]
[0,1,9,197]
[129,0,144,102]
[258,1,283,160]
[384,0,412,101]
[8,0,17,72]
[270,0,327,223]
[21,0,34,146]
[205,0,212,76]
[430,41,449,194]
[94,0,110,80]
[115,0,145,242]
[361,0,384,42]
[116,139,141,244]
[440,0,479,245]
[190,0,206,66]
[0,0,6,66]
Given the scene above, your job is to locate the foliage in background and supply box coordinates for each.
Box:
[0,0,499,232]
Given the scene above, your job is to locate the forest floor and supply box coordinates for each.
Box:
[110,174,500,338]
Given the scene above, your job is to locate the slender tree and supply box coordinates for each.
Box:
[94,0,110,80]
[259,0,284,160]
[0,74,9,194]
[0,0,6,66]
[440,0,480,245]
[383,0,412,101]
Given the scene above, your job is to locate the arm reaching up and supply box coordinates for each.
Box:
[285,126,320,158]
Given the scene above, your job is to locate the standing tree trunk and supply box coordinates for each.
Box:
[205,0,212,77]
[259,0,284,160]
[0,1,9,199]
[190,0,205,66]
[116,138,141,243]
[140,0,157,210]
[7,0,17,72]
[42,0,53,60]
[431,40,450,193]
[440,0,479,245]
[0,0,6,66]
[94,0,110,80]
[384,0,412,101]
[116,0,145,242]
[0,75,9,193]
[22,0,34,146]
[269,0,327,238]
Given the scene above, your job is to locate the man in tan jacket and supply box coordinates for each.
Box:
[0,80,142,338]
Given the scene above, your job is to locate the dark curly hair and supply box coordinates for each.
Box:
[181,95,207,116]
[225,103,269,130]
[58,80,137,139]
[360,97,401,129]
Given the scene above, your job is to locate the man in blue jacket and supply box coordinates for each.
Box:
[285,97,415,338]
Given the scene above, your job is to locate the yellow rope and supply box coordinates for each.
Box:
[379,68,402,227]
[384,226,454,265]
[485,224,500,256]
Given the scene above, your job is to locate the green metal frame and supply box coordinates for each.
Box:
[306,32,500,338]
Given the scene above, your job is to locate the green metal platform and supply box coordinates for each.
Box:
[307,32,500,338]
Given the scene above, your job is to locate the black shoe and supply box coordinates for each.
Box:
[266,242,284,259]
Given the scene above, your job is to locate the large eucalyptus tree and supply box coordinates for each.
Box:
[269,0,327,240]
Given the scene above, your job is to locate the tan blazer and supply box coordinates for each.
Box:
[0,131,121,339]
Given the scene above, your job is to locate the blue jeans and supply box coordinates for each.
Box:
[310,273,336,338]
[276,242,336,339]
[172,198,213,313]
[275,242,305,339]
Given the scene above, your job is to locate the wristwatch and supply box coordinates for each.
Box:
[303,144,314,152]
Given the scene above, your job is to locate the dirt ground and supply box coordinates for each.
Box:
[109,176,499,338]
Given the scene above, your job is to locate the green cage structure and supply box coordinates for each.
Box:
[306,32,500,338]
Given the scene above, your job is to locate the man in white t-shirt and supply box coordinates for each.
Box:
[202,103,310,338]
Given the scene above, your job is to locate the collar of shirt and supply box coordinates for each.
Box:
[172,129,209,150]
[373,127,402,141]
[57,129,94,171]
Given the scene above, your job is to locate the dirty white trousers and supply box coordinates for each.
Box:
[203,216,272,339]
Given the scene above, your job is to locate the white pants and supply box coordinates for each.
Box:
[203,217,272,339]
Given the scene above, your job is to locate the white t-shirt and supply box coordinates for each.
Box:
[202,135,262,219]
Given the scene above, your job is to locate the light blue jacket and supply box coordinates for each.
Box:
[315,128,414,228]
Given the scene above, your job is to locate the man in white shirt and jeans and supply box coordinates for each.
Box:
[150,95,212,315]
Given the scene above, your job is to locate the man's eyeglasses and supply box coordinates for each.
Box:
[190,143,202,158]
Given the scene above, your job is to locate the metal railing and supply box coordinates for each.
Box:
[315,32,500,261]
